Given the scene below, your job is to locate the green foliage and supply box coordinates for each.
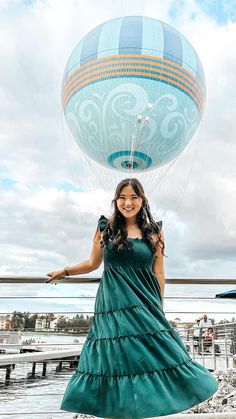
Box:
[9,311,94,332]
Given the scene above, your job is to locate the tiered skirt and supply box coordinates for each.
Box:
[61,267,218,418]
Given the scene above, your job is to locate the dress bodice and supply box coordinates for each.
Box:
[98,215,156,271]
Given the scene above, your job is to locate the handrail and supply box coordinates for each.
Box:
[0,296,233,299]
[0,311,235,314]
[0,275,236,284]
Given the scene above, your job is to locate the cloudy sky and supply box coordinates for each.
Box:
[0,0,235,322]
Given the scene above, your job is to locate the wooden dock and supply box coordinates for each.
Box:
[0,347,82,366]
[0,348,82,385]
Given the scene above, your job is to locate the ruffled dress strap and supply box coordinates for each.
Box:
[97,215,108,232]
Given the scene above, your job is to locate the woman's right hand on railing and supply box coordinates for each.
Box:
[46,269,65,284]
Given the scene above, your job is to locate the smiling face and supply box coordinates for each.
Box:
[116,185,143,220]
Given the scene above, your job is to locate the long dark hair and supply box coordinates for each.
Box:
[102,178,165,255]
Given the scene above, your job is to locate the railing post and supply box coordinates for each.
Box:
[57,361,63,371]
[224,324,229,369]
[201,338,205,366]
[42,362,47,377]
[191,338,195,360]
[31,362,36,378]
[212,333,216,370]
[5,364,13,386]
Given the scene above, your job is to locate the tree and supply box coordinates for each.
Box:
[11,311,25,330]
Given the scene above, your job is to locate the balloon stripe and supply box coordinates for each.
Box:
[63,69,203,112]
[64,53,205,89]
[79,23,105,65]
[162,21,183,65]
[63,61,204,105]
[119,17,143,54]
[63,59,204,97]
[64,51,205,87]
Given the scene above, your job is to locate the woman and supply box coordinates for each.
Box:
[202,327,214,353]
[46,178,218,418]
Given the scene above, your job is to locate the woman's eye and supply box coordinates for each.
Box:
[118,196,138,200]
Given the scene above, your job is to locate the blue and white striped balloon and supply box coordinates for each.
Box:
[62,16,206,172]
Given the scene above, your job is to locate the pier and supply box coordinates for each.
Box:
[0,347,81,385]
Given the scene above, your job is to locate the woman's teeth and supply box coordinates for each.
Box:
[124,208,133,211]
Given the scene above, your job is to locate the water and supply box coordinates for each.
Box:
[0,333,90,419]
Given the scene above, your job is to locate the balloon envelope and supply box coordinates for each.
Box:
[62,16,206,172]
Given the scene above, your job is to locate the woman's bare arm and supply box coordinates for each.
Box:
[46,227,104,283]
[152,230,165,305]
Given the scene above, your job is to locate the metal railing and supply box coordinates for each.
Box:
[0,276,235,418]
[1,275,236,284]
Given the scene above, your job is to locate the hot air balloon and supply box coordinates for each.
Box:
[62,16,205,172]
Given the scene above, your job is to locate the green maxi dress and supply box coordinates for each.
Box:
[61,215,218,418]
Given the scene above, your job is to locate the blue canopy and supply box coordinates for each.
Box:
[215,290,236,299]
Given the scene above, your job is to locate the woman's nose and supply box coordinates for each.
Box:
[125,199,132,206]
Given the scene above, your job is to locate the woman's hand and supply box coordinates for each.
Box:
[46,269,65,284]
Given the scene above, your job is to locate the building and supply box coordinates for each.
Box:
[35,316,59,331]
[35,318,47,330]
[0,315,11,330]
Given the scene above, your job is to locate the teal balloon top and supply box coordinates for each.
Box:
[61,215,218,418]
